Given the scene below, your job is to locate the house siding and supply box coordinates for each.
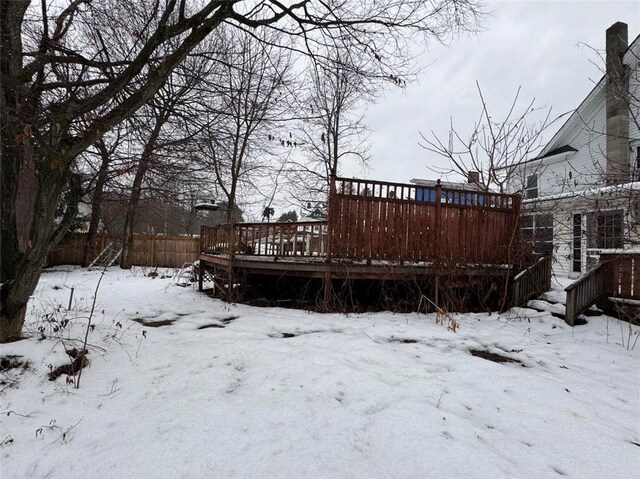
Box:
[527,194,638,278]
[505,32,640,278]
[507,90,608,196]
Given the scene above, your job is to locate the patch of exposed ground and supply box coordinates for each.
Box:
[198,316,239,330]
[132,318,176,327]
[388,337,420,344]
[198,323,225,330]
[270,330,327,339]
[0,355,28,372]
[469,348,523,365]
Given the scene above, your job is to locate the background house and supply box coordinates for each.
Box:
[506,22,640,278]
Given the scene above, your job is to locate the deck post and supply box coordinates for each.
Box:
[326,174,337,264]
[321,175,337,311]
[435,180,442,262]
[323,272,332,309]
[198,259,204,291]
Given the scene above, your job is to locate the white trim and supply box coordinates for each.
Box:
[523,181,640,204]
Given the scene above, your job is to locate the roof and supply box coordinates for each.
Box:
[538,145,578,159]
[543,31,639,154]
[410,178,484,191]
[508,30,640,169]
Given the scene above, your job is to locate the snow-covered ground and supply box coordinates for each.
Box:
[1,267,638,478]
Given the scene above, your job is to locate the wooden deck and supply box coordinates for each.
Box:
[199,176,524,308]
[199,253,511,280]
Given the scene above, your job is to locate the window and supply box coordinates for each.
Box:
[587,210,624,249]
[572,213,582,273]
[525,174,538,199]
[521,213,553,255]
[521,215,534,240]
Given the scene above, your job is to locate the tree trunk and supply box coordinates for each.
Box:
[1,166,68,341]
[82,142,112,266]
[120,158,150,269]
[1,0,38,342]
[120,117,164,269]
[1,254,45,342]
[0,0,29,287]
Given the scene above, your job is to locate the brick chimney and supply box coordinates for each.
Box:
[605,21,630,184]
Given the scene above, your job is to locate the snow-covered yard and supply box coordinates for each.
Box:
[1,267,638,478]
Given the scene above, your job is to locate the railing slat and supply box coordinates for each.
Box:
[511,256,552,308]
[564,264,607,326]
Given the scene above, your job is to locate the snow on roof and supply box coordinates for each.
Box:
[298,215,325,222]
[597,248,640,255]
[523,181,640,204]
[194,202,219,211]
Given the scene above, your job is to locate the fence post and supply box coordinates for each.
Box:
[150,233,156,266]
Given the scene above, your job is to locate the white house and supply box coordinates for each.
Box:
[506,22,640,278]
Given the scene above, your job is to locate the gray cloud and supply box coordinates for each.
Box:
[355,0,640,184]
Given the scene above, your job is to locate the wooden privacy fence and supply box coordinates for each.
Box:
[328,177,520,264]
[600,252,640,300]
[201,176,522,266]
[48,233,199,268]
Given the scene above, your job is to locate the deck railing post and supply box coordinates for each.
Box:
[435,180,442,262]
[511,194,522,266]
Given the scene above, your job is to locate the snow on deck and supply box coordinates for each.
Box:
[0,267,637,478]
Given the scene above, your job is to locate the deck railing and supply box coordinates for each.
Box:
[511,256,552,307]
[333,177,517,210]
[200,176,522,266]
[201,221,328,258]
[329,176,520,263]
[565,264,608,326]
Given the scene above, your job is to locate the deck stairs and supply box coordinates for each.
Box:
[520,265,637,326]
[88,242,122,269]
[511,256,553,308]
[524,291,603,325]
[510,256,606,325]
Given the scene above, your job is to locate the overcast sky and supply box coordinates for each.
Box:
[352,0,640,184]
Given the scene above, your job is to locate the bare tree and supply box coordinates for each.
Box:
[1,0,483,340]
[119,65,206,269]
[290,49,374,208]
[196,27,292,226]
[80,134,122,266]
[420,82,557,193]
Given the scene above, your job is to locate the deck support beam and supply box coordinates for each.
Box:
[323,272,332,310]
